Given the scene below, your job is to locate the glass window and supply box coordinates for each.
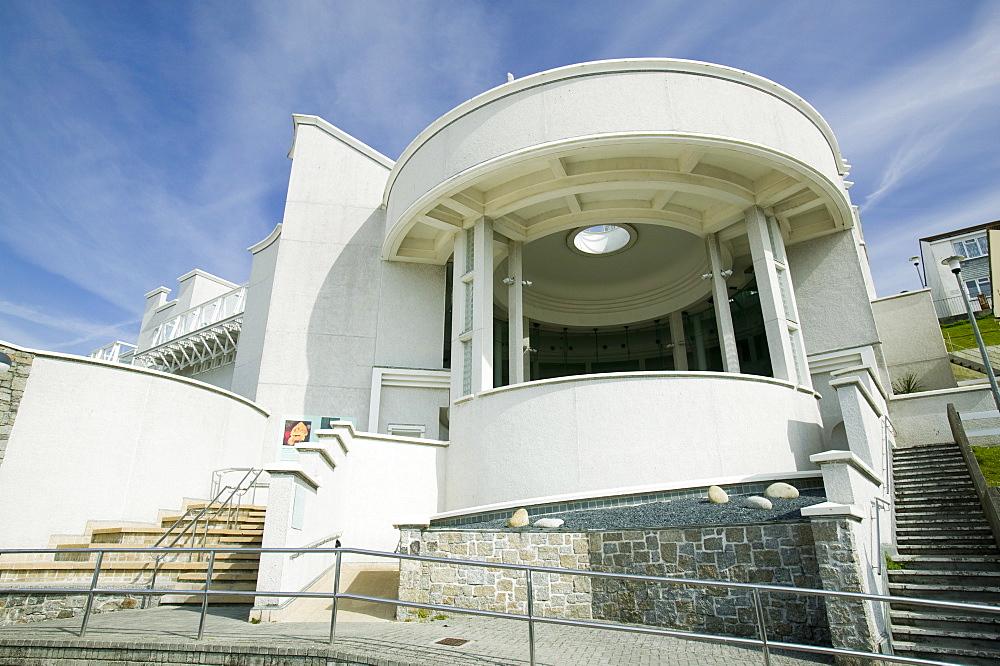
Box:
[962,238,984,258]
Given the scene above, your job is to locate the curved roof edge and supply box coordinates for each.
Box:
[248,223,282,254]
[290,114,394,169]
[0,338,270,417]
[383,58,847,205]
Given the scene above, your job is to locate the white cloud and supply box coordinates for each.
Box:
[0,300,139,352]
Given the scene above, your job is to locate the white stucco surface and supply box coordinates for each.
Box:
[871,290,956,391]
[446,372,823,512]
[385,61,846,231]
[889,385,995,446]
[0,354,268,548]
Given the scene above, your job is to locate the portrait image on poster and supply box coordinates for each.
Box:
[283,420,311,446]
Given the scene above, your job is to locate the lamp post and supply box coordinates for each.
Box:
[943,255,1000,411]
[908,255,925,288]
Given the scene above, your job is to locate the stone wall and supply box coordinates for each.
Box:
[589,524,829,645]
[811,517,883,657]
[0,344,33,471]
[396,522,830,646]
[396,527,592,621]
[0,592,140,626]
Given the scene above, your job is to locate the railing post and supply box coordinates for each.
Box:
[525,567,536,666]
[197,550,215,640]
[752,587,771,666]
[78,550,105,637]
[328,549,342,645]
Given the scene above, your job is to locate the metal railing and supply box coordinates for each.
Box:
[88,341,138,364]
[1,545,997,666]
[935,293,992,320]
[146,469,264,597]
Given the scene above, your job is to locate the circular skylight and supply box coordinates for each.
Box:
[569,224,636,256]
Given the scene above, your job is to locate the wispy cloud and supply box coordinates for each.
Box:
[0,300,138,351]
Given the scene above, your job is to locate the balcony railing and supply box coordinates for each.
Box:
[87,341,137,364]
[147,285,246,349]
[131,285,246,374]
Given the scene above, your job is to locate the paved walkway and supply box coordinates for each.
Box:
[0,604,835,665]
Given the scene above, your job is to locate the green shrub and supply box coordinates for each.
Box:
[891,373,924,394]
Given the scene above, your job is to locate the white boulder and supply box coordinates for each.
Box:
[744,496,773,510]
[765,482,799,499]
[533,518,565,529]
[707,485,729,504]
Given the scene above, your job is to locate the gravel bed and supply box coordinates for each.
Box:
[451,491,827,531]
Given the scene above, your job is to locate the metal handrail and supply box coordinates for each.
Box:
[145,469,263,597]
[1,545,996,665]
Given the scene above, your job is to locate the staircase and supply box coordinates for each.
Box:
[889,442,1000,665]
[0,499,266,606]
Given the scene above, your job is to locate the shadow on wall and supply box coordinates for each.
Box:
[304,210,386,420]
[787,419,825,468]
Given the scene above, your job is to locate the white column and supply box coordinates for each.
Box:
[450,228,470,399]
[669,310,688,371]
[745,206,808,386]
[471,217,494,393]
[507,240,526,384]
[706,232,740,373]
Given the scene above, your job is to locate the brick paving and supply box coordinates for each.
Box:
[0,603,836,665]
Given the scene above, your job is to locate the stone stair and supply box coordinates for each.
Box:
[889,442,1000,665]
[0,499,266,605]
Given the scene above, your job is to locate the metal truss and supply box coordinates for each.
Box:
[133,318,241,375]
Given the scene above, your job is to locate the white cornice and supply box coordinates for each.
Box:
[384,58,847,205]
[289,114,394,169]
[176,269,239,289]
[0,338,269,416]
[248,223,282,254]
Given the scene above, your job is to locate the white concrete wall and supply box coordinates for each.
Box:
[177,360,236,392]
[386,61,844,227]
[243,117,449,454]
[231,226,282,401]
[889,385,995,446]
[0,351,269,548]
[786,231,882,360]
[257,424,444,605]
[248,118,393,450]
[377,385,449,441]
[871,290,956,391]
[446,372,823,513]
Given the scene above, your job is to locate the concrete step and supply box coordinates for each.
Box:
[897,525,992,536]
[891,625,1000,649]
[893,640,1000,666]
[897,543,999,557]
[894,461,970,472]
[894,498,982,510]
[159,593,256,604]
[894,486,977,498]
[897,535,996,546]
[891,609,1000,633]
[176,572,259,582]
[893,556,1000,572]
[888,582,1000,603]
[888,569,1000,586]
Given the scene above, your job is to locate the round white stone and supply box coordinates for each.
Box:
[765,482,800,499]
[744,496,773,510]
[533,518,565,528]
[707,485,729,504]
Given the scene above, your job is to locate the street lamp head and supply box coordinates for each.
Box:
[908,255,920,265]
[942,255,965,274]
[0,352,11,375]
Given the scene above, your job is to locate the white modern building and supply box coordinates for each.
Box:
[3,59,992,639]
[918,221,998,319]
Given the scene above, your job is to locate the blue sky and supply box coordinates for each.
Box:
[2,1,999,356]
